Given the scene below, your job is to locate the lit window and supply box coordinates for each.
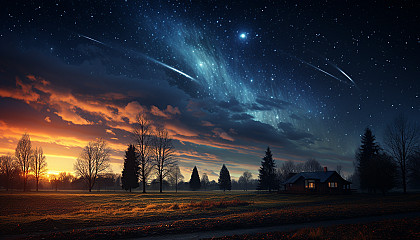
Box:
[328,182,337,188]
[305,180,315,189]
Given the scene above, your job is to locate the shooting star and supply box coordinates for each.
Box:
[291,56,351,86]
[142,55,198,83]
[78,34,107,46]
[76,34,198,83]
[331,64,358,88]
[281,51,357,88]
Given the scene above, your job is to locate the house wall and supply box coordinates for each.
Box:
[285,172,351,194]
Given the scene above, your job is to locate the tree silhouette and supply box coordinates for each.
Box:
[218,164,231,191]
[133,111,153,193]
[152,128,176,193]
[121,144,139,192]
[302,158,323,172]
[0,154,17,191]
[31,147,47,192]
[167,164,183,192]
[374,153,397,194]
[385,114,419,193]
[74,139,111,192]
[408,151,420,188]
[201,173,210,190]
[238,171,252,191]
[258,147,277,192]
[15,133,32,191]
[189,166,201,190]
[356,128,380,192]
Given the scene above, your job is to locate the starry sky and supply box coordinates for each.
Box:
[0,1,419,180]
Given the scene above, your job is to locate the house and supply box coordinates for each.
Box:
[283,167,351,194]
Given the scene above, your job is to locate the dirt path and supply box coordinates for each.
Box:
[134,211,420,240]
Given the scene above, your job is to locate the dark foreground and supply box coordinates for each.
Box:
[1,191,419,239]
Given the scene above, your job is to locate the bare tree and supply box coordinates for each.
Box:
[31,147,47,191]
[133,112,153,193]
[15,133,32,191]
[74,139,111,192]
[167,164,183,192]
[303,158,323,172]
[238,171,252,191]
[280,160,296,176]
[58,172,75,190]
[153,128,176,193]
[385,114,419,193]
[0,154,17,191]
[201,173,210,190]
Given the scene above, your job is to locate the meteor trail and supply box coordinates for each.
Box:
[141,55,199,83]
[291,56,351,86]
[78,34,107,46]
[280,51,357,88]
[76,34,198,83]
[331,64,358,88]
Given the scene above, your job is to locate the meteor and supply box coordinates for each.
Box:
[331,64,358,88]
[281,51,357,88]
[295,57,350,86]
[78,34,107,46]
[141,55,199,83]
[76,34,198,83]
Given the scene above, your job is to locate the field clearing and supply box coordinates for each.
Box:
[1,191,420,239]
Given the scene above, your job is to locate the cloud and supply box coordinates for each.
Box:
[150,105,180,119]
[212,128,234,141]
[106,129,116,135]
[201,121,214,127]
[277,122,316,142]
[218,98,244,112]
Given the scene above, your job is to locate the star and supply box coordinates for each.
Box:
[239,33,246,39]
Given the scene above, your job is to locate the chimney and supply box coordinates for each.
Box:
[324,167,328,172]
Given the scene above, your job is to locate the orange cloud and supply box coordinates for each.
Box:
[106,129,116,135]
[150,105,170,118]
[166,105,180,115]
[201,121,215,127]
[212,128,234,141]
[150,105,180,119]
[0,77,40,104]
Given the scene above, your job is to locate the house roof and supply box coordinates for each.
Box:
[283,171,349,184]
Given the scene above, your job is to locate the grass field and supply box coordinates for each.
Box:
[1,191,420,239]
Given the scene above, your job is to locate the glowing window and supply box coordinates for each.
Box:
[328,182,338,188]
[305,180,315,189]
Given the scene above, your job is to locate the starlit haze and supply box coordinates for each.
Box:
[0,1,418,180]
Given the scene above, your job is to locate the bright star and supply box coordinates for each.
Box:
[240,33,246,39]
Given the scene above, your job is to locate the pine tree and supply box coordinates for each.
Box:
[121,144,139,192]
[218,164,231,191]
[356,128,380,192]
[258,147,277,192]
[189,166,201,190]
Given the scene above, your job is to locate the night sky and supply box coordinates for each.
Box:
[0,1,419,179]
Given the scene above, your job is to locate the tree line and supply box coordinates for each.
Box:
[2,112,418,193]
[354,114,420,194]
[0,133,47,191]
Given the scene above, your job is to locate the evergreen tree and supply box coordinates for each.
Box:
[258,147,277,192]
[218,164,232,191]
[356,128,380,192]
[121,144,139,192]
[189,166,201,190]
